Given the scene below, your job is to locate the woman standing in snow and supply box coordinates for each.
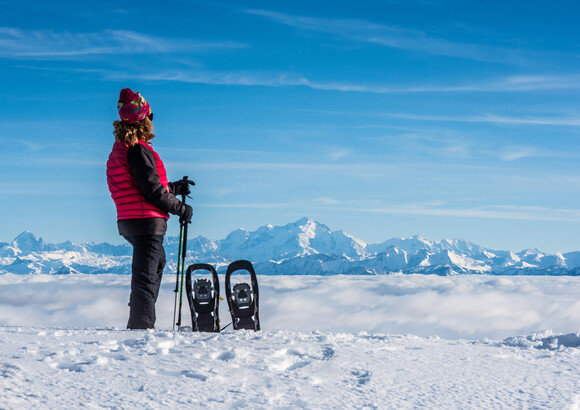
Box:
[107,88,192,329]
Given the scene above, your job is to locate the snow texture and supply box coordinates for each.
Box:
[2,326,580,409]
[1,274,580,408]
[2,219,580,276]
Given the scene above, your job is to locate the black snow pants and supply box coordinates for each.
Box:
[123,235,166,329]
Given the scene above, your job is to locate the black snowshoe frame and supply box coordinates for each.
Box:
[185,263,220,333]
[225,260,260,331]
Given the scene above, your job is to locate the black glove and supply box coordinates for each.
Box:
[171,179,195,197]
[179,204,193,224]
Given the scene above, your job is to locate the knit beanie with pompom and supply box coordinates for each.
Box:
[117,88,151,123]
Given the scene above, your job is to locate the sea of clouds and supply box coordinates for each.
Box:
[1,273,579,340]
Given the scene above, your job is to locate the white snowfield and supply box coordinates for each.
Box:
[1,273,580,408]
[2,327,579,409]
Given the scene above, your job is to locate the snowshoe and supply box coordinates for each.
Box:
[185,263,221,332]
[225,260,260,331]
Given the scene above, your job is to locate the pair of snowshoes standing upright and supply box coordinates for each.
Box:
[183,260,260,333]
[171,177,260,333]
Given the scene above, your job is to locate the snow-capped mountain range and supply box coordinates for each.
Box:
[1,217,579,276]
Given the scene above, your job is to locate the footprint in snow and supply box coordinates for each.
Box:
[0,363,22,378]
[351,369,371,386]
[55,361,90,373]
[155,368,208,381]
[211,350,236,361]
[181,370,208,381]
[321,345,335,361]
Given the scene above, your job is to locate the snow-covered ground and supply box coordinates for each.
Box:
[1,273,580,408]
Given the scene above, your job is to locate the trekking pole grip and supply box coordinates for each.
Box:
[181,176,188,203]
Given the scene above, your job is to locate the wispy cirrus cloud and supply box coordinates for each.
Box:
[101,64,580,95]
[326,201,580,223]
[0,137,43,151]
[304,74,580,93]
[315,197,340,205]
[196,196,580,223]
[495,74,580,91]
[245,9,528,65]
[379,112,580,127]
[0,27,246,59]
[329,149,351,160]
[497,147,541,161]
[295,108,580,132]
[103,68,310,87]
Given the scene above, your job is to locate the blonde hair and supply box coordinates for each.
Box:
[112,117,155,145]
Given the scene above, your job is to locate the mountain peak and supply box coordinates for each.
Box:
[12,231,44,253]
[224,228,249,243]
[290,218,331,233]
[14,230,37,240]
[519,248,542,256]
[294,217,311,226]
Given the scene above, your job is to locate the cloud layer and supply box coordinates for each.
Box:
[1,273,579,340]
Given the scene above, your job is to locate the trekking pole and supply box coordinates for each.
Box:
[176,219,189,328]
[175,176,194,330]
[172,221,184,331]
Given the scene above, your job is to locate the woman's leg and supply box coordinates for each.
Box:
[123,235,165,329]
[153,242,166,303]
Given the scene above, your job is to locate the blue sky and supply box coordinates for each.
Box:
[1,0,580,253]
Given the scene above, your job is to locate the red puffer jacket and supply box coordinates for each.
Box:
[107,140,170,220]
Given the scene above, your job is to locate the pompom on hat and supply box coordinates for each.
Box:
[117,88,151,123]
